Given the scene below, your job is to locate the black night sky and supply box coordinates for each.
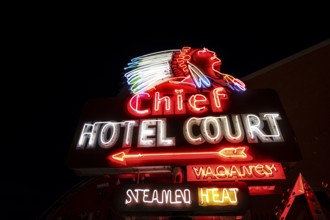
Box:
[3,9,329,219]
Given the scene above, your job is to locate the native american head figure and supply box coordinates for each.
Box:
[124,47,246,94]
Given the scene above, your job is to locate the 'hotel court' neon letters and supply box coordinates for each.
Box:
[183,113,283,145]
[76,113,283,149]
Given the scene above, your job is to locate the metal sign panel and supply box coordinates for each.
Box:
[111,182,249,216]
[187,162,286,182]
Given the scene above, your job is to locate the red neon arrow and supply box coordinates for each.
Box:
[108,146,251,165]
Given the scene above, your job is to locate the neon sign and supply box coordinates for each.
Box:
[124,187,240,206]
[127,87,228,117]
[111,182,249,215]
[124,47,246,94]
[67,47,301,175]
[76,113,283,150]
[109,147,252,165]
[125,188,191,205]
[187,162,286,181]
[198,187,238,206]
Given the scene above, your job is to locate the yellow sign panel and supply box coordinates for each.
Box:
[198,187,238,206]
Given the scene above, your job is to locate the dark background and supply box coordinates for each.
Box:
[3,8,329,219]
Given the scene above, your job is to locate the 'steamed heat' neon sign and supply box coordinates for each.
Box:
[124,187,239,207]
[112,183,249,214]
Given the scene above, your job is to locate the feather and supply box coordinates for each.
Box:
[187,61,211,89]
[124,50,178,94]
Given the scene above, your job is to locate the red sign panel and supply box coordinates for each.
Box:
[187,162,286,182]
[67,47,301,176]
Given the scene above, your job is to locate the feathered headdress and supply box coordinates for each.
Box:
[124,47,246,94]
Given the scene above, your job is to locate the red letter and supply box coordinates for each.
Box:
[127,93,151,117]
[174,89,186,115]
[210,87,228,112]
[152,92,174,115]
[187,94,208,114]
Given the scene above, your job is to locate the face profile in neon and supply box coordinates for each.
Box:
[123,47,246,94]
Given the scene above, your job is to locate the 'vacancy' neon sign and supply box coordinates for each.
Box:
[187,162,286,181]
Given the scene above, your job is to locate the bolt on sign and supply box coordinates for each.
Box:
[67,46,301,177]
